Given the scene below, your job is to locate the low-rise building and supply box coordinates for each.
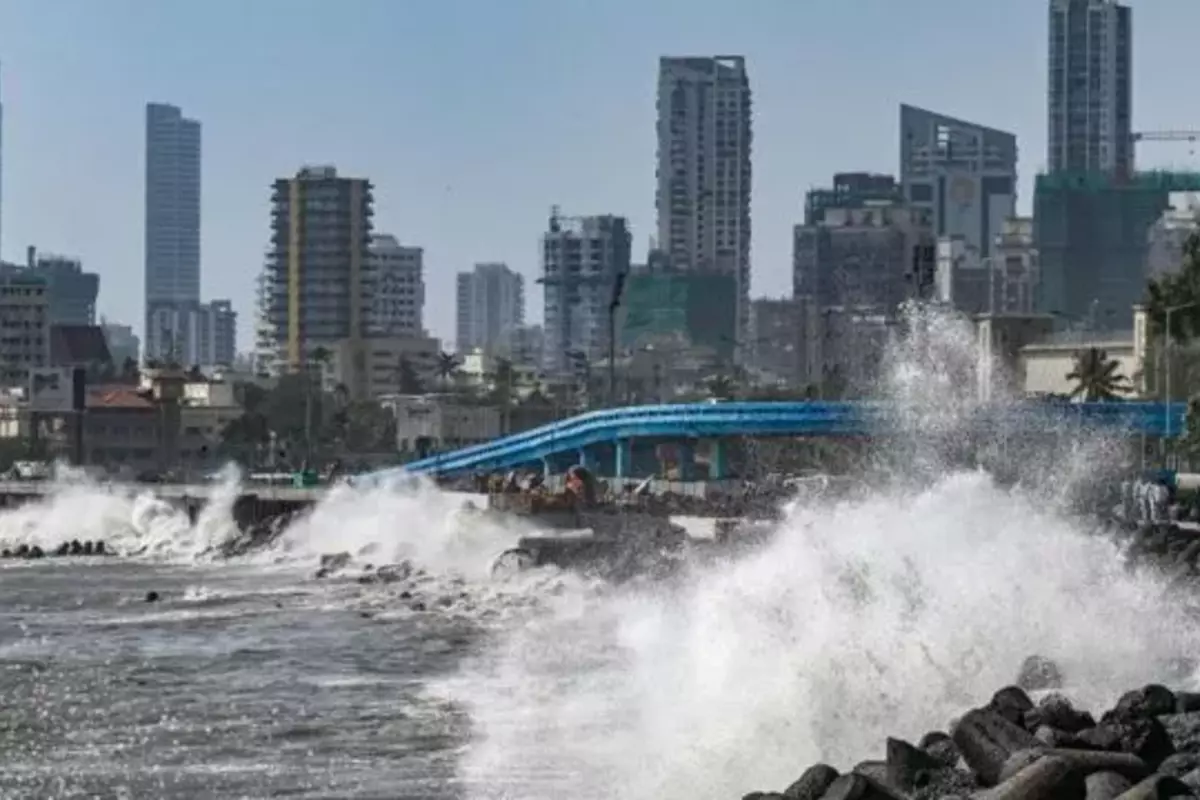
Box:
[323,335,442,399]
[383,393,500,456]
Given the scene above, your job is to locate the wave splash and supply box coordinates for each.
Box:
[435,304,1192,800]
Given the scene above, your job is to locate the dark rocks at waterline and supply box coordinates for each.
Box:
[0,540,109,560]
[739,666,1200,800]
[216,510,306,559]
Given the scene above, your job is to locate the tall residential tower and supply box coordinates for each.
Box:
[456,262,524,355]
[656,56,752,345]
[144,102,201,359]
[262,166,373,387]
[1047,0,1132,175]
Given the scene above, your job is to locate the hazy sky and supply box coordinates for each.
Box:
[1,0,1198,351]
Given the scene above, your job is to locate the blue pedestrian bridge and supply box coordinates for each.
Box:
[358,400,1186,483]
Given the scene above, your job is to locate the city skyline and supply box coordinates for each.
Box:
[1,0,1199,353]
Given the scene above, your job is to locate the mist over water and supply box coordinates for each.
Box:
[0,303,1192,798]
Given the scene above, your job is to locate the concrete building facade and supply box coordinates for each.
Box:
[368,234,424,337]
[25,246,99,326]
[899,104,1017,260]
[747,297,801,384]
[262,166,374,393]
[656,56,753,343]
[323,334,441,399]
[0,271,49,388]
[541,210,632,376]
[455,262,524,355]
[101,322,140,367]
[145,300,237,367]
[144,103,201,359]
[1047,0,1133,175]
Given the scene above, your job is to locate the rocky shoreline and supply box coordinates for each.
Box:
[742,654,1200,800]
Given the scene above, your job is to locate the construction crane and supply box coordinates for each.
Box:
[1132,131,1200,159]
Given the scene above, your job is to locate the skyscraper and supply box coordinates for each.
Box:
[656,56,752,345]
[144,102,201,359]
[1047,0,1132,175]
[455,262,524,355]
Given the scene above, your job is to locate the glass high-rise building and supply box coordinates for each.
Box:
[1047,0,1132,175]
[144,102,201,358]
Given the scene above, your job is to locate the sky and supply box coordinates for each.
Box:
[1,0,1199,353]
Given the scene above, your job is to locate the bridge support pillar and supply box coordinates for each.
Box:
[541,457,553,479]
[678,441,696,481]
[614,439,632,479]
[709,439,728,480]
[577,448,597,472]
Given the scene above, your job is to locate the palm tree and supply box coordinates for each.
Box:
[435,351,461,389]
[1067,347,1131,402]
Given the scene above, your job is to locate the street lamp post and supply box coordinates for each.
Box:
[1164,302,1200,448]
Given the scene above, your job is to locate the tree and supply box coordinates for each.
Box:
[396,356,425,394]
[342,400,397,451]
[705,374,737,401]
[1066,347,1131,402]
[119,357,140,384]
[435,351,461,389]
[1147,231,1200,343]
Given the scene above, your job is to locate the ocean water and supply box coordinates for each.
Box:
[0,305,1196,800]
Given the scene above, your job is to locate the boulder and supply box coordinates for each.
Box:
[885,737,942,791]
[918,731,960,768]
[1087,771,1135,800]
[973,755,1080,800]
[781,763,838,800]
[951,708,1039,785]
[1106,686,1178,722]
[1026,693,1097,734]
[1074,718,1175,770]
[1110,774,1193,798]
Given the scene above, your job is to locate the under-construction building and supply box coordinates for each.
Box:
[1034,171,1200,329]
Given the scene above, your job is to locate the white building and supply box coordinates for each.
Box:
[368,234,424,337]
[542,210,631,376]
[386,394,501,455]
[145,300,236,368]
[899,104,1017,260]
[144,103,201,360]
[657,56,753,340]
[1047,0,1132,175]
[1147,192,1200,280]
[456,262,524,355]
